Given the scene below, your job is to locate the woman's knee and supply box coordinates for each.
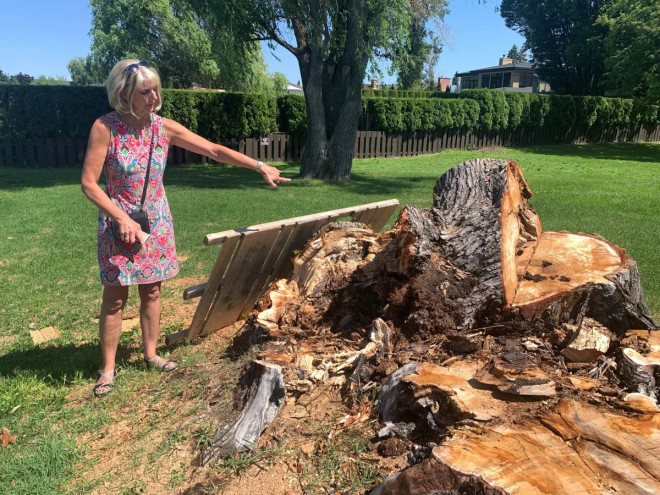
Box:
[138,282,161,305]
[102,286,129,314]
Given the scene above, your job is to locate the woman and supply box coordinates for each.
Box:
[81,59,289,397]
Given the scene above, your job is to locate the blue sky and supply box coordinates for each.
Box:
[1,0,524,84]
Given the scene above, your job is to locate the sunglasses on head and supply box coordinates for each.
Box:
[124,61,151,74]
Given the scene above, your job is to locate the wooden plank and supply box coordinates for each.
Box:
[247,222,299,291]
[369,203,400,232]
[14,140,25,167]
[185,235,242,341]
[269,213,344,282]
[204,199,400,246]
[352,207,380,227]
[75,138,87,165]
[24,139,37,167]
[235,223,299,320]
[203,228,283,333]
[36,139,48,167]
[64,138,76,166]
[0,141,6,166]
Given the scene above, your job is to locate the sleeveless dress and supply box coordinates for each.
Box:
[97,112,179,286]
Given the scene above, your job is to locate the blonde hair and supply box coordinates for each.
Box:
[106,59,163,116]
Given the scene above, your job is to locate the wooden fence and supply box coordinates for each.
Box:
[1,127,659,168]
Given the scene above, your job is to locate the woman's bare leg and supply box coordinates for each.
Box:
[138,281,162,359]
[97,285,129,392]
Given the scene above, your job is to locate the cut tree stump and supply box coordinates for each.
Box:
[202,158,658,493]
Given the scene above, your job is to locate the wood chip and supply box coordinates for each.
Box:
[29,326,60,344]
[1,427,16,447]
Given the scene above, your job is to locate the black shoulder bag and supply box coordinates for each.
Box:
[111,126,154,240]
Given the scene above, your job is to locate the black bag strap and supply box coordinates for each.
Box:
[138,123,155,211]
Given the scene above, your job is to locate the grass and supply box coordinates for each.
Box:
[0,142,658,493]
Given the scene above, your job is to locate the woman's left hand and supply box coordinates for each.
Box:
[259,163,291,188]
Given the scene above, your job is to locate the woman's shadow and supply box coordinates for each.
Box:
[0,340,166,382]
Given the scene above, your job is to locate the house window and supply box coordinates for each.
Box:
[503,72,511,87]
[520,72,533,88]
[481,74,490,88]
[490,73,503,88]
[462,76,478,89]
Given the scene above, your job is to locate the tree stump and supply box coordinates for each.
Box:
[204,158,658,493]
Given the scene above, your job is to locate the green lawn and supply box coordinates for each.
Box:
[0,142,658,493]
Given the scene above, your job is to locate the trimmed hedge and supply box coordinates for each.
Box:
[365,98,480,133]
[0,86,278,139]
[276,94,307,138]
[362,88,455,99]
[0,85,110,139]
[1,85,658,139]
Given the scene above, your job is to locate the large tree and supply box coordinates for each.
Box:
[392,16,441,90]
[68,55,105,85]
[506,43,529,64]
[499,0,609,95]
[189,0,448,180]
[599,0,660,103]
[86,0,270,90]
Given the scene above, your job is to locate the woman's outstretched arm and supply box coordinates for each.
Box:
[163,118,291,188]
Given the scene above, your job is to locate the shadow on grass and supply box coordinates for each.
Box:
[0,162,432,198]
[0,162,299,191]
[2,142,657,192]
[511,142,660,163]
[0,340,172,383]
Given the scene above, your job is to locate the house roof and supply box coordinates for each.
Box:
[456,62,534,77]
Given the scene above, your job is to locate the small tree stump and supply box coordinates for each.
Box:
[202,360,285,465]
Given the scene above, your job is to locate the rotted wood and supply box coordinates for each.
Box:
[560,317,612,363]
[371,399,660,495]
[169,199,399,344]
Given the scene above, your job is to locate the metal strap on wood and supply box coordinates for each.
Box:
[167,199,400,344]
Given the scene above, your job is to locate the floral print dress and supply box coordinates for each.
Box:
[97,111,179,285]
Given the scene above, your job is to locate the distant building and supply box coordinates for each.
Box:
[456,58,550,93]
[286,82,304,95]
[436,77,451,92]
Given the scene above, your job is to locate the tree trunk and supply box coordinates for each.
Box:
[372,399,660,495]
[296,1,367,181]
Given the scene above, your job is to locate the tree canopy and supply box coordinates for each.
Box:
[72,0,273,90]
[499,0,608,95]
[392,16,443,89]
[599,0,660,103]
[186,0,449,180]
[506,44,529,64]
[0,70,35,85]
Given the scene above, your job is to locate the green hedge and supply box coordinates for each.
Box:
[0,86,110,139]
[362,88,455,99]
[365,98,480,133]
[0,86,279,139]
[276,94,307,138]
[1,85,658,139]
